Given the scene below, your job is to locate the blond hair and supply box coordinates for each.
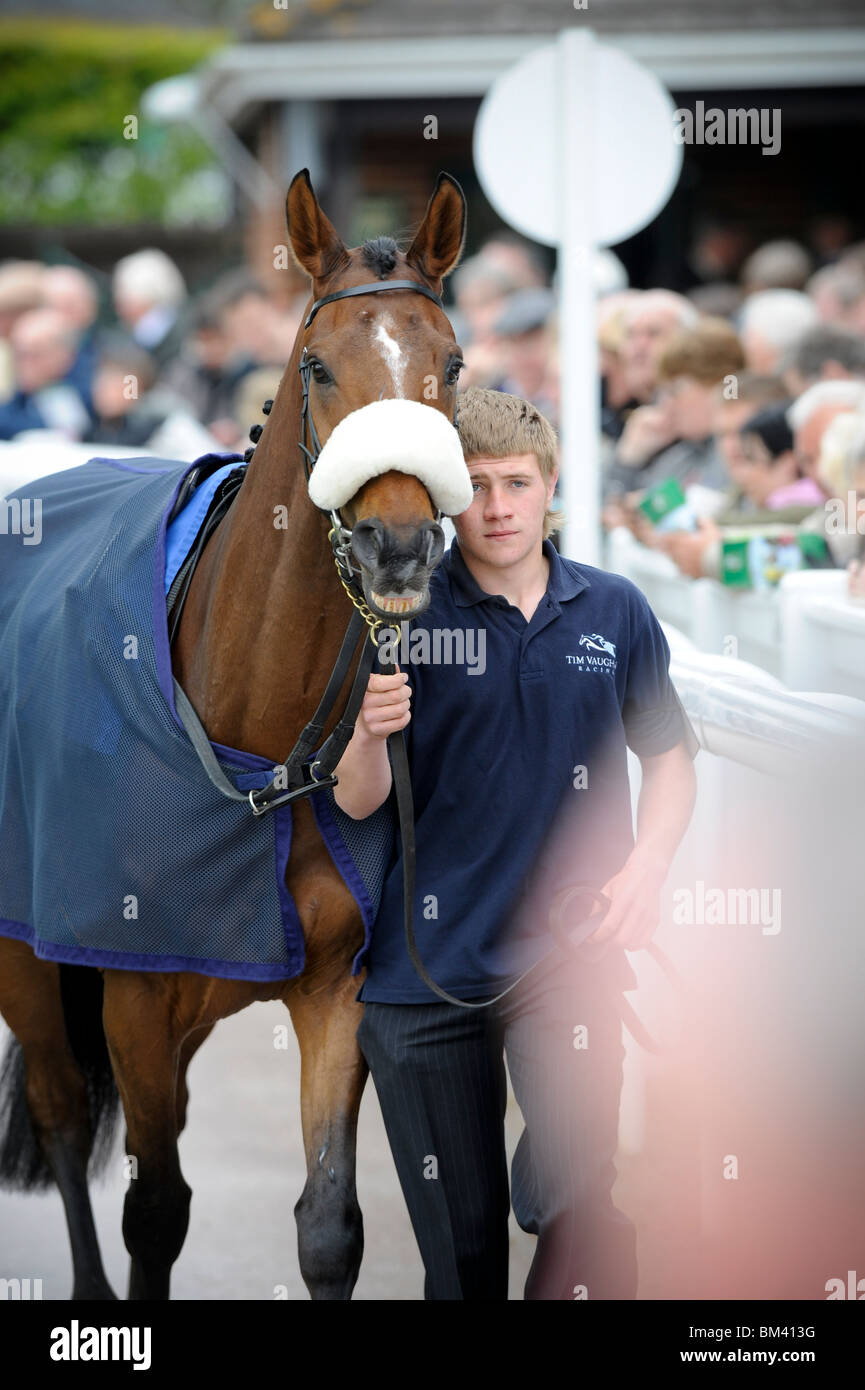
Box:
[455,387,563,538]
[818,409,865,497]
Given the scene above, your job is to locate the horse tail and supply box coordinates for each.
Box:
[0,964,120,1192]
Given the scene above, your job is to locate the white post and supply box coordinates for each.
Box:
[557,28,600,567]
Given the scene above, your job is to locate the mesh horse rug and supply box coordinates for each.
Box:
[0,454,396,981]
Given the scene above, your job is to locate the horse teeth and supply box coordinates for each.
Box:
[372,592,422,614]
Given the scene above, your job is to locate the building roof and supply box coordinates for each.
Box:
[239,0,865,41]
[2,0,860,37]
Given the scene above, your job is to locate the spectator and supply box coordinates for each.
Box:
[781,324,865,396]
[806,262,865,335]
[212,269,299,369]
[687,282,743,321]
[476,231,548,290]
[41,265,99,335]
[657,373,795,578]
[88,333,220,458]
[41,265,101,416]
[604,316,745,506]
[451,254,519,386]
[233,366,284,449]
[0,308,90,440]
[740,239,813,294]
[738,289,819,373]
[737,405,825,510]
[787,379,865,480]
[619,290,698,405]
[489,288,558,424]
[113,248,187,368]
[0,261,45,399]
[599,290,700,492]
[598,291,642,441]
[798,406,865,573]
[162,291,257,449]
[87,335,165,447]
[829,414,865,597]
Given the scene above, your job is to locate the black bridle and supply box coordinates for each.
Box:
[298,278,457,585]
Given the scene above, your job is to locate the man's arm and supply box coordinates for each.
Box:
[585,739,697,951]
[331,669,411,820]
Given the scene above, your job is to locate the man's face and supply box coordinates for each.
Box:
[741,328,779,374]
[503,328,549,396]
[656,374,715,440]
[795,403,849,480]
[458,281,507,344]
[713,397,757,482]
[454,452,556,569]
[92,365,133,421]
[621,304,682,400]
[10,314,74,395]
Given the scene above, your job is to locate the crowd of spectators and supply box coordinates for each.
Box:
[2,225,865,597]
[0,252,307,459]
[447,226,865,600]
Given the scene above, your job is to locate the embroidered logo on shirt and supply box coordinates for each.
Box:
[565,633,618,672]
[578,632,617,657]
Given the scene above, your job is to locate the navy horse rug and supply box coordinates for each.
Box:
[0,455,395,981]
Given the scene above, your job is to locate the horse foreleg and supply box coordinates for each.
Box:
[102,971,193,1301]
[285,974,368,1300]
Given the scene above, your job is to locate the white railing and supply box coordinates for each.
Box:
[607,526,865,698]
[0,420,222,504]
[619,624,865,1160]
[0,434,143,502]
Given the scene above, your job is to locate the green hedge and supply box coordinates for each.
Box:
[0,20,229,225]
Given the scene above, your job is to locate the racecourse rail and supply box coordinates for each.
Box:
[608,524,865,703]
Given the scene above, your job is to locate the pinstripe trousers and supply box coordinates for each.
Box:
[356,948,638,1300]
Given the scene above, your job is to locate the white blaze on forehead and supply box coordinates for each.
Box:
[374,314,405,397]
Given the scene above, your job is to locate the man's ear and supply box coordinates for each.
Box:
[547,467,559,504]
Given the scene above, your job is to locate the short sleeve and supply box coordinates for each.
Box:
[622,591,700,759]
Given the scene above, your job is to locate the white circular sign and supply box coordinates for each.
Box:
[474,41,683,248]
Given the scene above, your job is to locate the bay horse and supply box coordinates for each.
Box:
[0,168,467,1299]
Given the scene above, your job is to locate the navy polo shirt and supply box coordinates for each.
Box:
[356,537,698,1004]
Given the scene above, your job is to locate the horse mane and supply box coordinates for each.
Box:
[361,236,399,278]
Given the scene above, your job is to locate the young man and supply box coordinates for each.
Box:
[334,387,699,1300]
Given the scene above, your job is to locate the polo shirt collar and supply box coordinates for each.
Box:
[446,536,590,608]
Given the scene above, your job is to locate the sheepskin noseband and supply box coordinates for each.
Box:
[307,398,473,517]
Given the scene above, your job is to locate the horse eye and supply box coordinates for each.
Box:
[311,360,332,385]
[445,357,464,385]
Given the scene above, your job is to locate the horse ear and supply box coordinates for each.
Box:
[406,172,467,284]
[285,169,349,281]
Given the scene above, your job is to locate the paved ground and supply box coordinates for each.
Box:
[5,753,860,1304]
[0,1005,541,1300]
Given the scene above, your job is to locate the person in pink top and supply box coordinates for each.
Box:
[738,405,827,509]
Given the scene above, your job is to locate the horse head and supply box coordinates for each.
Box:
[285,168,469,621]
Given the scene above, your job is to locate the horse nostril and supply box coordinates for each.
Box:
[419,520,445,568]
[349,518,384,568]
